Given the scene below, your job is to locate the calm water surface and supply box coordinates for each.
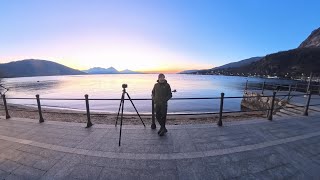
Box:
[1,74,295,113]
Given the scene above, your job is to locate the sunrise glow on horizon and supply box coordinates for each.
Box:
[0,0,319,73]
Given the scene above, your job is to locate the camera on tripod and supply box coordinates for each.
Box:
[122,84,128,89]
[116,83,145,146]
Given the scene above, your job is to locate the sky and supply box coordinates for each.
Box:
[0,0,319,73]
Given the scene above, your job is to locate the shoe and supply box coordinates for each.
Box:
[158,128,168,136]
[159,130,165,136]
[158,127,168,134]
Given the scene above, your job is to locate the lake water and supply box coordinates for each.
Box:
[1,74,295,114]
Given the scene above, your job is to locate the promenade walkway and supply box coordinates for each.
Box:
[1,112,320,180]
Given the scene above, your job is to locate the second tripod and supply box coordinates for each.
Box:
[115,84,145,146]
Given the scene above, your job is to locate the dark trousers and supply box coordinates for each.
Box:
[155,103,167,129]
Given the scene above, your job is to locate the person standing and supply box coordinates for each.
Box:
[152,73,172,136]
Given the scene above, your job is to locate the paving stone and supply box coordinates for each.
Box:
[75,130,106,150]
[257,165,296,179]
[11,165,46,180]
[177,158,223,180]
[275,145,320,177]
[67,164,103,180]
[217,161,249,179]
[18,145,44,155]
[56,139,81,148]
[0,149,23,161]
[14,152,43,166]
[38,149,66,160]
[203,154,232,165]
[98,167,139,180]
[232,174,257,180]
[40,154,83,179]
[0,169,10,180]
[1,115,320,179]
[33,157,60,171]
[0,160,21,173]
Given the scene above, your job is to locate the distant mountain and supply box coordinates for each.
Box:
[213,57,263,70]
[244,48,320,77]
[0,59,86,78]
[180,57,262,74]
[84,67,119,74]
[298,27,320,48]
[179,70,201,74]
[84,67,141,74]
[120,69,142,74]
[193,27,320,78]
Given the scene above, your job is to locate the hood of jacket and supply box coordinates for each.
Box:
[156,79,167,84]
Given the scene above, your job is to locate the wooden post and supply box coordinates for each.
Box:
[303,92,312,116]
[151,99,156,129]
[85,94,93,128]
[217,93,224,126]
[268,92,276,121]
[36,94,44,123]
[2,95,10,119]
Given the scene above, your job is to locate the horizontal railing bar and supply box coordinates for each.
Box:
[223,108,270,114]
[41,98,85,100]
[309,104,320,107]
[281,105,305,109]
[167,112,219,115]
[6,98,35,100]
[4,94,313,101]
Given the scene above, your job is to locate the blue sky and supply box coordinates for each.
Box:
[0,0,319,72]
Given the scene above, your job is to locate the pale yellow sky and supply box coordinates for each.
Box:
[0,36,212,73]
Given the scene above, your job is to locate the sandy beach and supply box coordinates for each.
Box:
[0,103,265,125]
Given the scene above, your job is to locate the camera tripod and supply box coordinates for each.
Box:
[115,85,145,146]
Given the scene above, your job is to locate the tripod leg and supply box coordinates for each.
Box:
[115,93,125,127]
[119,95,125,146]
[126,92,146,127]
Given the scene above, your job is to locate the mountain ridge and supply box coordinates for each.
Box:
[83,67,142,74]
[0,59,86,78]
[191,27,320,78]
[298,27,320,48]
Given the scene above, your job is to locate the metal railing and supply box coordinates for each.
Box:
[1,81,320,129]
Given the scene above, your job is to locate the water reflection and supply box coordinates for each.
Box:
[1,74,296,113]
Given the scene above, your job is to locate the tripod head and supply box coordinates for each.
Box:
[122,84,127,93]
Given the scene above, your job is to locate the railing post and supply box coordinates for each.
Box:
[2,95,10,119]
[268,92,276,121]
[261,81,266,94]
[151,99,156,129]
[36,94,44,123]
[287,85,292,101]
[244,80,248,94]
[303,92,312,116]
[306,72,312,93]
[295,83,298,92]
[217,93,224,126]
[85,94,93,128]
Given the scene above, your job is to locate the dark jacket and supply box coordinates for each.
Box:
[152,80,172,104]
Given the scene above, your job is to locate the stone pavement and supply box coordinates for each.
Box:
[1,114,320,180]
